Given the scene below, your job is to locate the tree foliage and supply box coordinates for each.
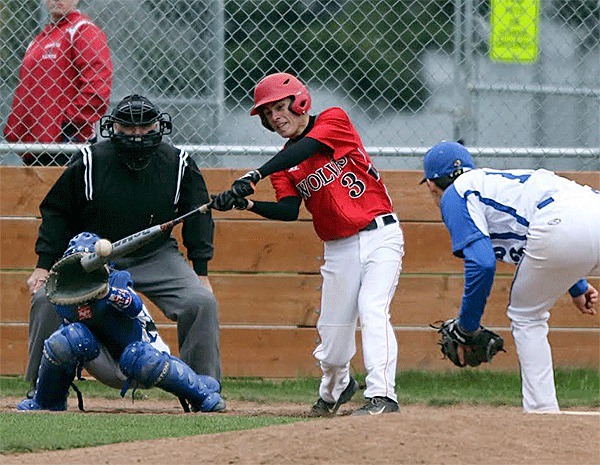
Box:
[224,0,454,114]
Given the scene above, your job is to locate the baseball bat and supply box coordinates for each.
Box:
[80,202,211,272]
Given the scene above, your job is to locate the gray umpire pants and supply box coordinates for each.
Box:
[25,237,222,386]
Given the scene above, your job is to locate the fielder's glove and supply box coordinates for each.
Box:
[431,318,506,367]
[210,191,249,211]
[45,252,110,306]
[231,169,261,198]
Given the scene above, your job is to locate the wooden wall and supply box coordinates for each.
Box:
[0,166,598,377]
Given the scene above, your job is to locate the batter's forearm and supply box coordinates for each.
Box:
[250,197,301,221]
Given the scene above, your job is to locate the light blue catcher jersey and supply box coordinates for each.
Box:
[440,169,595,264]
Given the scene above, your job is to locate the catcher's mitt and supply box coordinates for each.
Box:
[46,252,110,306]
[431,318,506,367]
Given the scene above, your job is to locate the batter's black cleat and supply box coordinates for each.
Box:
[309,375,359,417]
[310,398,336,417]
[351,396,399,416]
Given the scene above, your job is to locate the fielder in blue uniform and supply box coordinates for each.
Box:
[421,141,599,413]
[18,233,225,413]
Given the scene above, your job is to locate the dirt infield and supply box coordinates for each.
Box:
[3,397,600,465]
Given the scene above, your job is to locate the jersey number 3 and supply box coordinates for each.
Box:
[340,172,366,198]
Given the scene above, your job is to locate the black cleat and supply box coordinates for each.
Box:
[351,396,399,416]
[309,376,359,417]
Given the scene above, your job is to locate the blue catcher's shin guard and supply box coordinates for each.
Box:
[17,323,100,411]
[119,341,225,412]
[198,375,221,394]
[17,355,72,411]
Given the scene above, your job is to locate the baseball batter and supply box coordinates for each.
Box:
[211,73,404,416]
[421,141,599,412]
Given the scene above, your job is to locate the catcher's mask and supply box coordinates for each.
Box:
[250,73,311,131]
[420,141,475,189]
[64,232,101,258]
[100,94,173,170]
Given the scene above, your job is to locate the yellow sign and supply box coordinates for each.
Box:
[490,0,539,63]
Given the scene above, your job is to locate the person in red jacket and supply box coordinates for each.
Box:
[4,0,113,166]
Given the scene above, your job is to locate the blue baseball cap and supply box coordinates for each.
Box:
[420,141,475,184]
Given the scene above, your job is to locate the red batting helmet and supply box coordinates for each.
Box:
[250,73,312,116]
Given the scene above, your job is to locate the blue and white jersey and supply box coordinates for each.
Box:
[441,168,596,264]
[56,269,170,356]
[136,303,170,354]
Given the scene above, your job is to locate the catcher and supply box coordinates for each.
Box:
[17,232,225,413]
[422,141,599,413]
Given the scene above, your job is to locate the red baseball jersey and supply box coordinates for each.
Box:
[270,107,394,241]
[4,10,112,144]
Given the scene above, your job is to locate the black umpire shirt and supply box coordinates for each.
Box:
[35,140,214,275]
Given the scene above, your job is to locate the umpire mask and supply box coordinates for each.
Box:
[100,95,172,170]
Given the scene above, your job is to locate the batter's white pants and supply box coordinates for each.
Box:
[507,192,600,412]
[313,215,404,403]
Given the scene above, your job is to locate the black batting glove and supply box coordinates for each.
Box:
[231,170,261,198]
[231,196,249,210]
[210,191,237,211]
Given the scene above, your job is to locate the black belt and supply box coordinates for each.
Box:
[360,214,397,231]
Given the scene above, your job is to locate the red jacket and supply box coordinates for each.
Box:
[4,10,113,144]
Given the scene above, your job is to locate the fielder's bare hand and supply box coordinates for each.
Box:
[572,284,598,315]
[27,268,49,295]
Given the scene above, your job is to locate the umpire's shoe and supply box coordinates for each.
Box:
[351,396,399,416]
[309,375,359,417]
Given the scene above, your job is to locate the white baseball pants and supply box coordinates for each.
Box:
[313,215,404,403]
[507,192,600,412]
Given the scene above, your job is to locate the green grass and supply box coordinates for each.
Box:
[0,413,299,453]
[395,368,600,408]
[1,368,598,454]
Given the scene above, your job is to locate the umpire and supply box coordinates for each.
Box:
[24,94,221,396]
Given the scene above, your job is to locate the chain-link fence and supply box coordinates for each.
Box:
[1,0,598,170]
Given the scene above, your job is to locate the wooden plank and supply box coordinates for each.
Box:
[1,325,597,377]
[2,166,597,221]
[391,275,600,329]
[212,220,323,272]
[0,273,32,322]
[0,218,516,274]
[2,272,598,328]
[0,326,30,375]
[0,167,63,217]
[0,218,40,269]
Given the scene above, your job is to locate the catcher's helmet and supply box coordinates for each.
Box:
[64,232,101,258]
[250,73,311,130]
[100,95,172,170]
[421,141,475,186]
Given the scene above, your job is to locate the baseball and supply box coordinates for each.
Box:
[94,239,113,257]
